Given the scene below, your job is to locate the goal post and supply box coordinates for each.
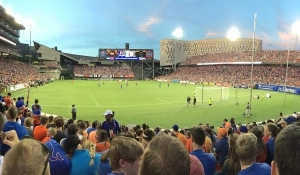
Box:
[194,85,230,104]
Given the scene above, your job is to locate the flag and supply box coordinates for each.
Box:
[26,86,30,107]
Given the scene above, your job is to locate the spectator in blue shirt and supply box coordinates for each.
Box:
[190,127,216,175]
[15,97,25,109]
[215,128,229,166]
[264,124,278,166]
[0,92,3,102]
[1,106,28,156]
[101,110,121,139]
[32,99,41,111]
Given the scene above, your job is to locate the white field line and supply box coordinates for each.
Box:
[156,98,169,103]
[89,93,100,107]
[42,101,185,108]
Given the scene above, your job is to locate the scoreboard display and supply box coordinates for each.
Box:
[98,49,153,60]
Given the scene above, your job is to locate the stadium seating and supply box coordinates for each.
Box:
[74,65,135,77]
[157,65,300,87]
[0,58,50,85]
[181,50,300,65]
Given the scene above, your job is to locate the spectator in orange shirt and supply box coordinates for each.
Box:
[172,124,187,145]
[41,127,57,144]
[89,122,102,144]
[185,130,193,153]
[4,93,12,110]
[95,129,110,153]
[223,119,231,130]
[33,115,48,141]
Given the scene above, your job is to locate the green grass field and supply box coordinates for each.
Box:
[11,80,300,129]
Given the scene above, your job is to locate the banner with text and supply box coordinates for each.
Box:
[256,84,300,95]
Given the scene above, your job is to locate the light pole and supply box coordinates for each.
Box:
[227,27,240,104]
[249,13,257,117]
[284,42,290,105]
[29,25,31,64]
[25,18,33,65]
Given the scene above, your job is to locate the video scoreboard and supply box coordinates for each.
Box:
[98,49,153,61]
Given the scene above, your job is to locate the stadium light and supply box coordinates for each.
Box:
[292,19,300,50]
[227,27,240,41]
[172,28,183,39]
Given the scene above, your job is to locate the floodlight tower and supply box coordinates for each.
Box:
[249,13,257,116]
[25,18,34,64]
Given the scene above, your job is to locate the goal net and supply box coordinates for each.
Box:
[194,86,230,103]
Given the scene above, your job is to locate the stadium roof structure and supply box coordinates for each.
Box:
[62,53,97,60]
[0,5,25,30]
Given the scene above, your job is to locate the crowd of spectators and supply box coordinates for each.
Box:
[0,43,21,57]
[74,65,135,77]
[0,98,300,174]
[181,50,300,65]
[157,65,300,87]
[0,58,51,85]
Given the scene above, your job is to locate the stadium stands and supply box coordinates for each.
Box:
[181,50,300,65]
[0,58,51,85]
[156,65,300,87]
[74,65,135,78]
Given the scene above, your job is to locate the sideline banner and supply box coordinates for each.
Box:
[256,84,300,95]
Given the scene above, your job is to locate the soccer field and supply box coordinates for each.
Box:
[11,80,300,129]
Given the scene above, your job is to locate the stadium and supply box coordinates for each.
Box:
[0,3,300,175]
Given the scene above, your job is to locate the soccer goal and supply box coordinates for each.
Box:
[194,85,230,104]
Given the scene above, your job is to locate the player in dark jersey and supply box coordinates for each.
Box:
[193,96,196,107]
[187,96,191,108]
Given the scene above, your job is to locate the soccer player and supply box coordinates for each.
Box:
[208,98,212,108]
[159,82,161,88]
[193,96,197,107]
[187,96,191,108]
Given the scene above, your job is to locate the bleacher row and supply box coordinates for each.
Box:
[181,50,300,65]
[74,65,135,77]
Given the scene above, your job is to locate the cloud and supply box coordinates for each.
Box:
[205,31,217,37]
[137,17,160,37]
[278,31,294,41]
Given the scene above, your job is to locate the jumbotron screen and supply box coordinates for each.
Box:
[98,49,153,60]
